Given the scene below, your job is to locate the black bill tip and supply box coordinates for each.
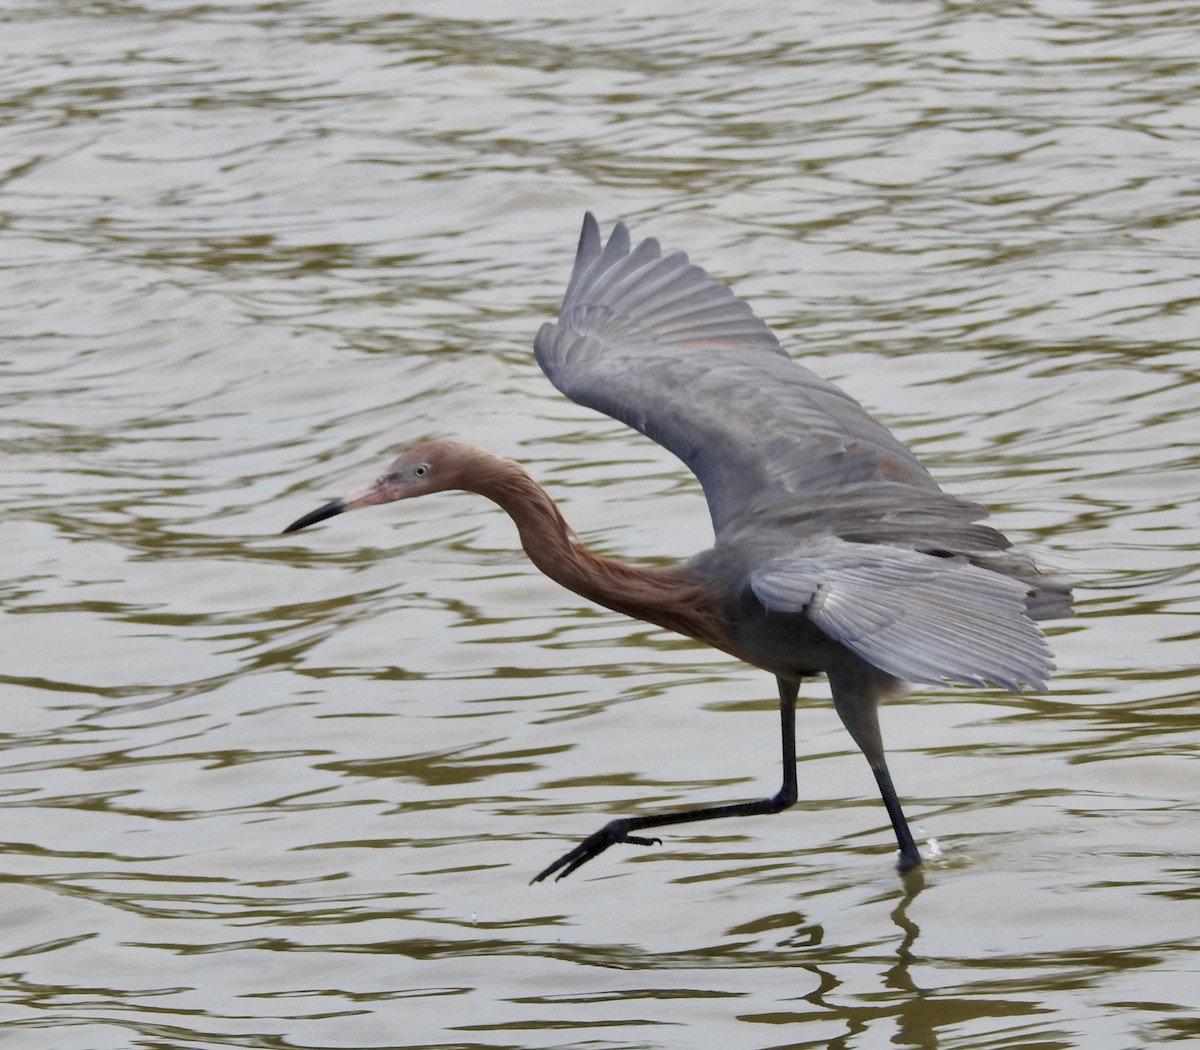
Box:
[282,498,346,534]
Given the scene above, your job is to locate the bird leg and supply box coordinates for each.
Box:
[826,663,922,872]
[872,762,921,871]
[531,678,800,882]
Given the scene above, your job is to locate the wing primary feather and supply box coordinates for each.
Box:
[585,221,633,292]
[635,289,755,330]
[561,214,632,310]
[560,213,604,307]
[589,252,693,315]
[577,238,665,308]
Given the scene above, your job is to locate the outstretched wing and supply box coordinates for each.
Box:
[534,213,946,538]
[534,215,1069,691]
[749,537,1054,691]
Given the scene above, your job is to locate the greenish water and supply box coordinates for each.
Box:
[1,2,1197,1048]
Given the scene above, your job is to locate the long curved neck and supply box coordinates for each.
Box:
[459,452,726,649]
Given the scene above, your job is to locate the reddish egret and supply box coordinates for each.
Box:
[284,213,1072,881]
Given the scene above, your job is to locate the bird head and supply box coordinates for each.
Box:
[282,439,469,533]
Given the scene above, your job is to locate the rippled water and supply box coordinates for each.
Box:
[2,2,1198,1048]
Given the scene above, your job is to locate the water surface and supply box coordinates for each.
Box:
[2,2,1198,1048]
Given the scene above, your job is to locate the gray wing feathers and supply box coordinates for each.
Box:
[535,214,940,534]
[547,215,784,356]
[750,539,1054,691]
[537,214,1071,692]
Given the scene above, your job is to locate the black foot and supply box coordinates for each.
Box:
[531,817,662,883]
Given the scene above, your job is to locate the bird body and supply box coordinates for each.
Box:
[284,214,1072,880]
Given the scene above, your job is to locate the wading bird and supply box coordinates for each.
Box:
[284,213,1072,881]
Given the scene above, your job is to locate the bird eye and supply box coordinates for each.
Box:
[413,463,430,478]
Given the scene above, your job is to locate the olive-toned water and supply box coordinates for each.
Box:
[2,2,1197,1048]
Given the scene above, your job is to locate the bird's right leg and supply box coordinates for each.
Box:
[871,762,920,871]
[827,663,922,872]
[531,677,800,882]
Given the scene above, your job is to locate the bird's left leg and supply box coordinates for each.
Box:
[531,677,800,882]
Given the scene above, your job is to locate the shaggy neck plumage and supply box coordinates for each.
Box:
[458,450,726,649]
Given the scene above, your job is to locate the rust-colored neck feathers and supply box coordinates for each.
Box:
[456,449,726,650]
